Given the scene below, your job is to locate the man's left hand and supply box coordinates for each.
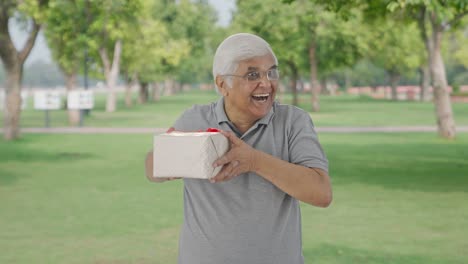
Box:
[211,131,258,183]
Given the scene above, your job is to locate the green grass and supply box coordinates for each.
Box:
[5,89,468,128]
[13,90,219,128]
[290,94,468,127]
[1,133,467,263]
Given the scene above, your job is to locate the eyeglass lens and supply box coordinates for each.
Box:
[246,69,279,81]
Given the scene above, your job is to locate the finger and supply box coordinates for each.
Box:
[211,162,235,183]
[223,162,241,181]
[224,171,239,181]
[220,130,242,146]
[213,151,234,168]
[229,166,242,179]
[219,160,239,181]
[211,165,231,183]
[232,160,239,168]
[210,165,226,182]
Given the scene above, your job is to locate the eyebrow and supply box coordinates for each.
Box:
[247,65,278,71]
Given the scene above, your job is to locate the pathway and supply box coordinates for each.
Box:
[11,126,468,134]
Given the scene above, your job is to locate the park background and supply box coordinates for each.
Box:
[1,0,468,263]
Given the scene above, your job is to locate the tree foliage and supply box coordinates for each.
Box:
[150,0,220,84]
[234,0,368,108]
[367,19,422,77]
[44,0,86,77]
[120,0,190,84]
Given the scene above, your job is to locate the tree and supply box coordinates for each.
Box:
[120,0,190,104]
[348,59,387,87]
[85,0,141,112]
[0,0,49,140]
[444,23,468,90]
[366,19,422,100]
[147,0,218,96]
[170,0,221,86]
[285,0,467,138]
[235,0,367,110]
[232,0,307,106]
[386,0,468,139]
[44,0,88,125]
[119,16,169,105]
[451,25,468,69]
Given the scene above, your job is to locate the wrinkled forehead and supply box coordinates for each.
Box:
[235,54,277,73]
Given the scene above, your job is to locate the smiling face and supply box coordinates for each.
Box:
[217,53,278,131]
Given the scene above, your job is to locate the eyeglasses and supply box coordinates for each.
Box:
[223,68,280,82]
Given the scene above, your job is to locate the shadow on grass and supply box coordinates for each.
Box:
[0,168,17,185]
[303,243,460,264]
[0,138,95,186]
[0,146,94,163]
[325,138,468,193]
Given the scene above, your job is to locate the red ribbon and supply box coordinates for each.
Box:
[206,128,220,132]
[167,127,220,133]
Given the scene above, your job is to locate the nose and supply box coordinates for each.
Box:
[257,74,272,88]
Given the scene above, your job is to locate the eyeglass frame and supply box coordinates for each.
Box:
[222,67,280,82]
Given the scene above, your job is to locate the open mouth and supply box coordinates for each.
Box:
[252,93,270,102]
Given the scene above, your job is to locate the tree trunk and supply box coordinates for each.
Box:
[287,61,298,106]
[344,69,351,91]
[419,64,431,101]
[309,41,320,112]
[416,11,432,103]
[152,82,160,102]
[164,78,174,96]
[389,71,400,101]
[320,78,327,95]
[277,82,286,103]
[106,86,117,112]
[139,82,149,104]
[174,81,181,94]
[290,77,298,106]
[417,8,455,138]
[3,66,22,140]
[430,27,456,139]
[64,72,80,126]
[99,39,122,113]
[124,83,133,108]
[0,14,41,140]
[124,73,136,108]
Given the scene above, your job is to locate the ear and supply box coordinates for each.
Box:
[216,75,229,96]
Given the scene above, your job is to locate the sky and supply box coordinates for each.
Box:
[9,0,235,66]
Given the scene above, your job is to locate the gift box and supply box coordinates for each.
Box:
[153,131,229,179]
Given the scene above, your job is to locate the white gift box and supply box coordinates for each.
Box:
[153,132,229,179]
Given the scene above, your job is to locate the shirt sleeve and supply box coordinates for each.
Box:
[173,110,189,131]
[288,110,329,173]
[172,104,213,132]
[172,106,202,132]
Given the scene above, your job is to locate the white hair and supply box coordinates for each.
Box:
[212,33,278,90]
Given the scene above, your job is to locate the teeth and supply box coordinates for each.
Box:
[252,93,269,98]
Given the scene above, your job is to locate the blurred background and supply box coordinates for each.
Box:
[1,0,467,263]
[1,0,467,134]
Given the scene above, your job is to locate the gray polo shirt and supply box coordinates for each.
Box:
[173,97,328,264]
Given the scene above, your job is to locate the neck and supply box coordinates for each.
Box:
[232,120,254,134]
[224,105,255,135]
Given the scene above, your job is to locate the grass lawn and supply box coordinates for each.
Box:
[6,89,468,128]
[1,133,467,263]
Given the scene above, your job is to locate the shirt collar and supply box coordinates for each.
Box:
[215,97,230,124]
[214,97,276,126]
